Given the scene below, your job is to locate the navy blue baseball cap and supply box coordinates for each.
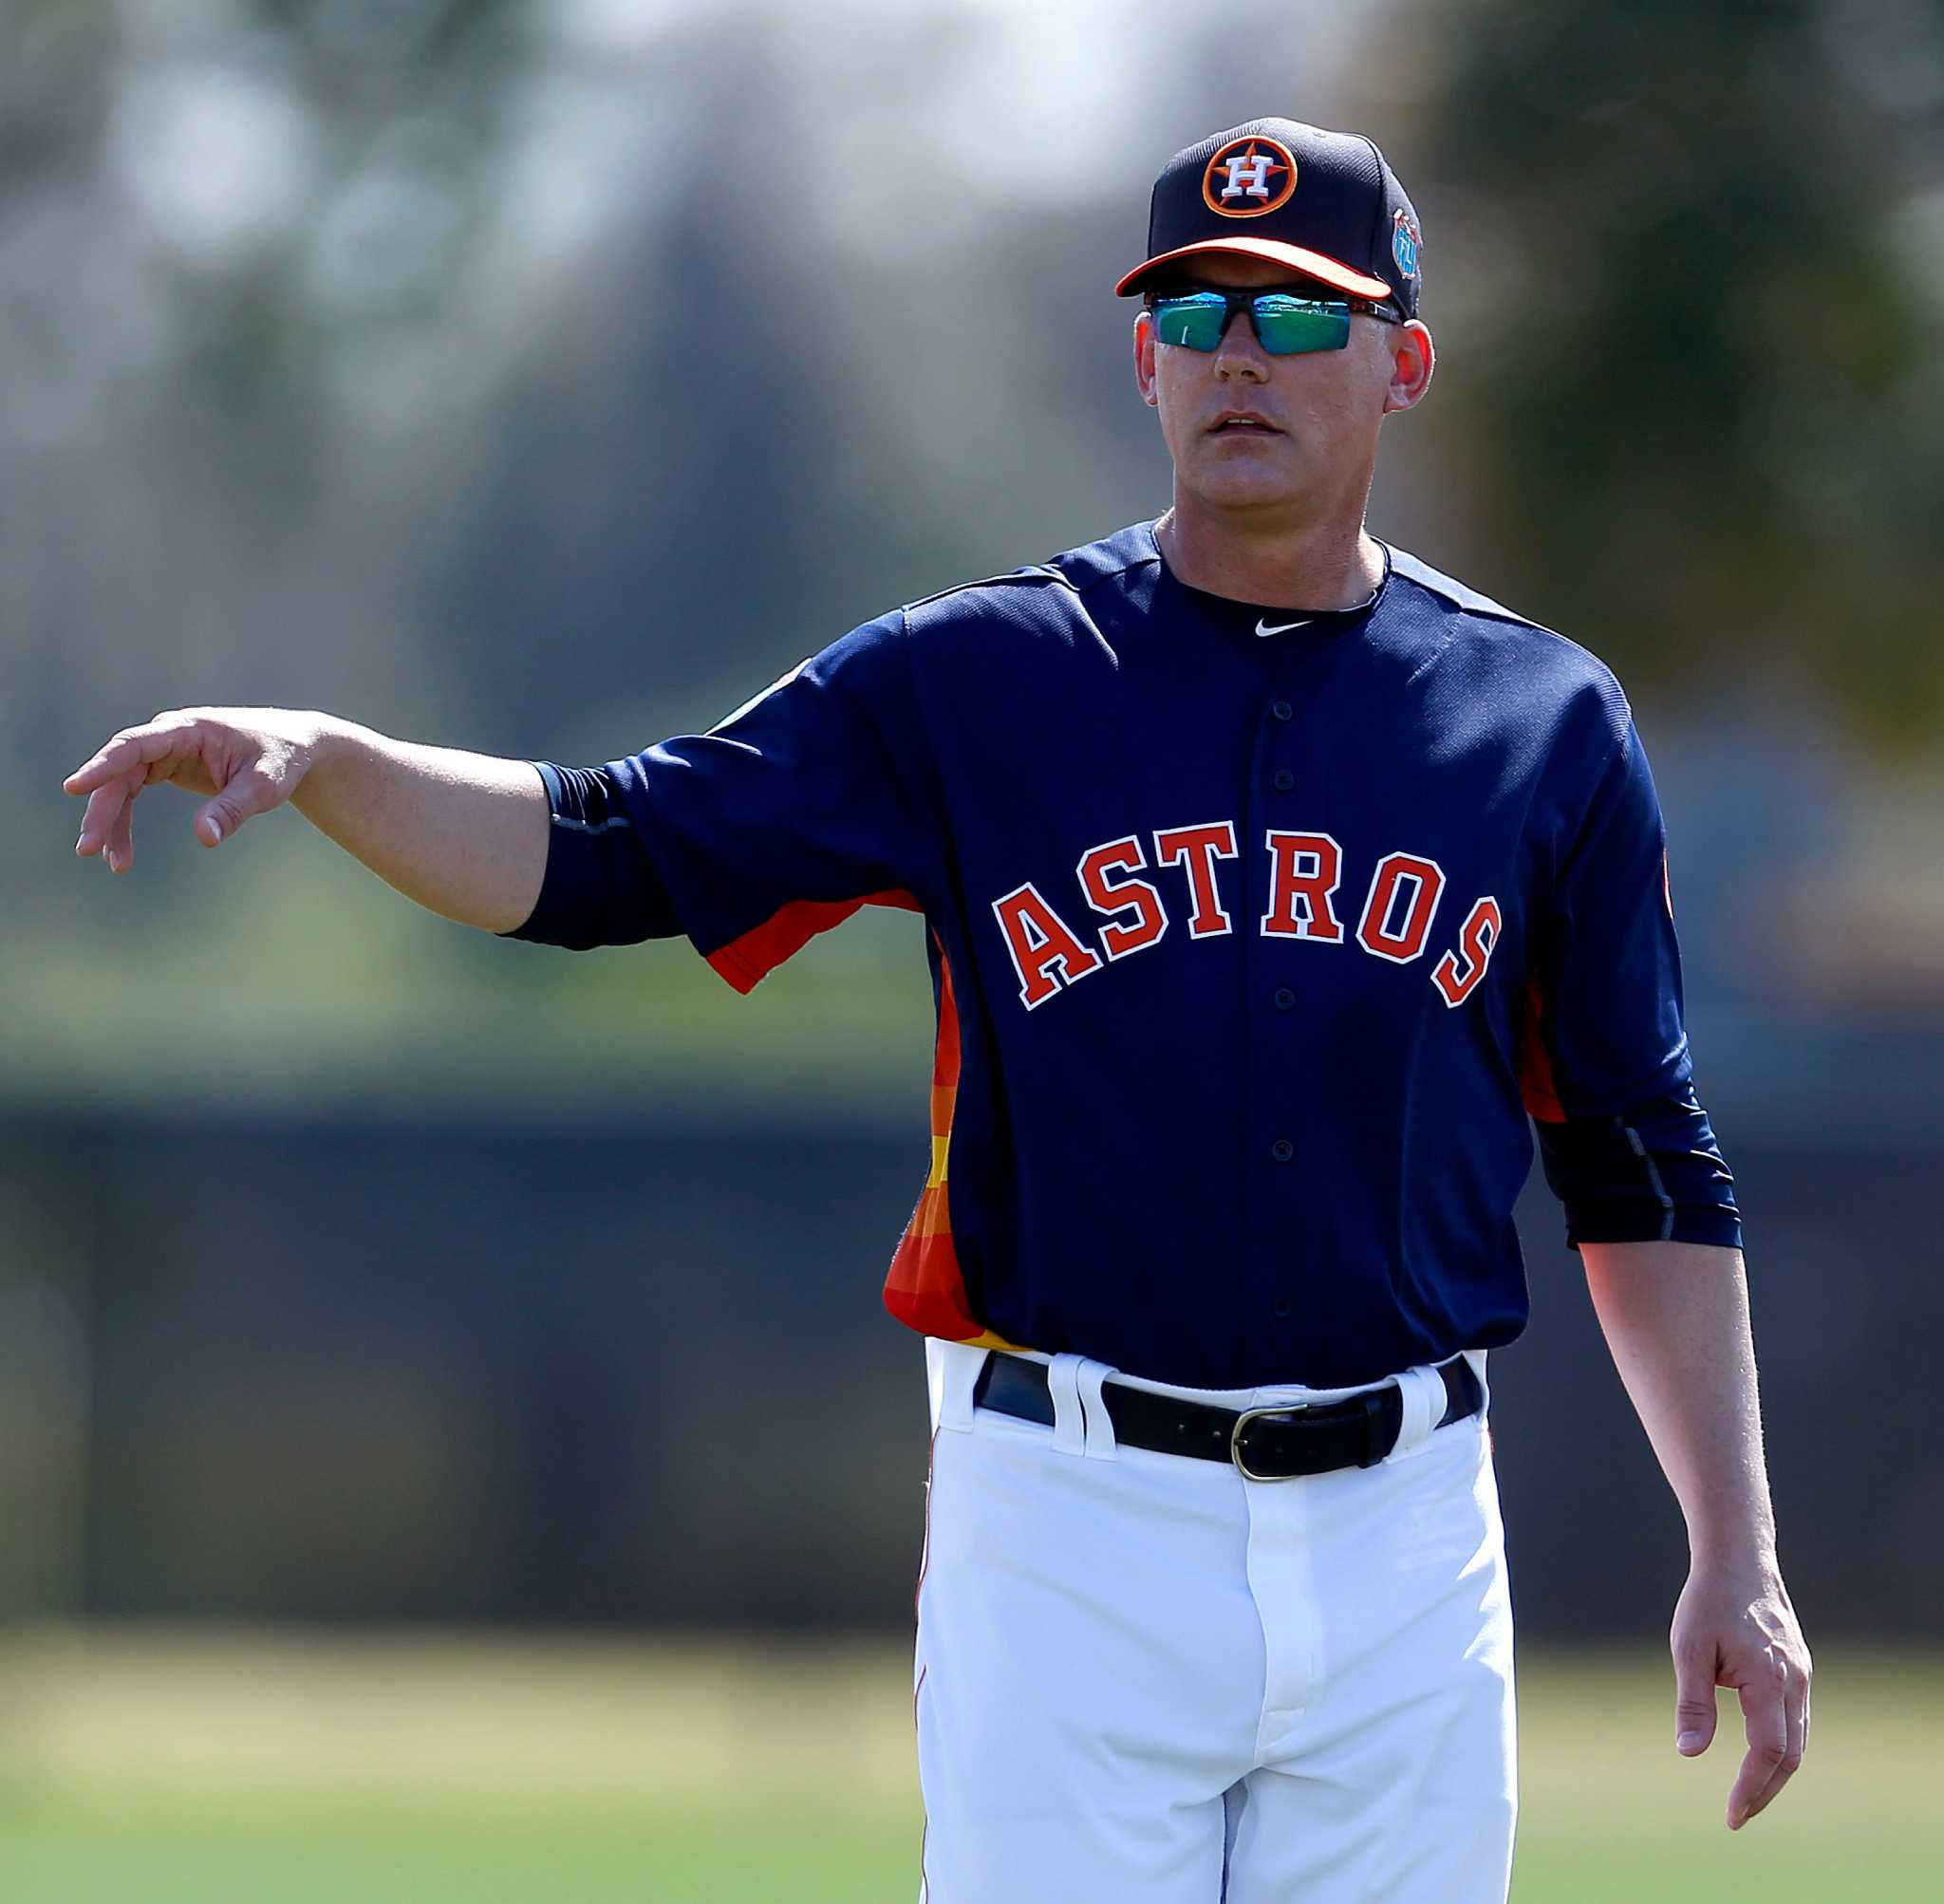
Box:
[1114,117,1423,318]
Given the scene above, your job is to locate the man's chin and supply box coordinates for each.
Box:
[1185,459,1315,513]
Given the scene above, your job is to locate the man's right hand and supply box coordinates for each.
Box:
[66,707,333,873]
[65,707,550,932]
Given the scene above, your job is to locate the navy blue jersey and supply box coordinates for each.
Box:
[507,519,1739,1389]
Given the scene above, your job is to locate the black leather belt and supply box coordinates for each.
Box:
[970,1353,1483,1481]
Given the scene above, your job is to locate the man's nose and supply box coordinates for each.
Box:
[1212,314,1270,381]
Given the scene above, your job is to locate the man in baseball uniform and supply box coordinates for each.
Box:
[68,118,1808,1901]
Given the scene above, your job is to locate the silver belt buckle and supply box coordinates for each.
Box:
[1229,1401,1308,1482]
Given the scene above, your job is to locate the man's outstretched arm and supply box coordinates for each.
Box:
[1579,1238,1811,1832]
[65,707,550,934]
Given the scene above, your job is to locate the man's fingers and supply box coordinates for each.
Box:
[1673,1581,1811,1831]
[65,750,126,796]
[64,721,193,796]
[195,766,281,848]
[1725,1671,1790,1829]
[1672,1635,1719,1755]
[1736,1664,1807,1826]
[74,784,118,854]
[66,715,294,864]
[105,787,140,871]
[75,776,139,869]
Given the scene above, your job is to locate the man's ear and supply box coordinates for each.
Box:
[1383,319,1435,415]
[1133,308,1159,409]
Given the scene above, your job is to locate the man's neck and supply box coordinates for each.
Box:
[1153,500,1385,610]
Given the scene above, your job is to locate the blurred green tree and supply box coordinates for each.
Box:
[1410,0,1944,751]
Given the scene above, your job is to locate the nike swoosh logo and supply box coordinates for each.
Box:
[1256,617,1312,637]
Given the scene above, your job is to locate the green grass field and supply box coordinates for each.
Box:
[0,1630,1934,1901]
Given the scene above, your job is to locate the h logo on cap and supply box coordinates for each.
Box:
[1201,136,1298,218]
[1221,151,1279,201]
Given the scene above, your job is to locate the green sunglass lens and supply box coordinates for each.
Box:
[1153,292,1352,355]
[1251,296,1350,355]
[1154,294,1229,351]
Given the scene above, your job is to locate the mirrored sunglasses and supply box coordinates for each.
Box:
[1150,289,1401,357]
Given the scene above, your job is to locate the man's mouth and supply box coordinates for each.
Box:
[1210,413,1280,436]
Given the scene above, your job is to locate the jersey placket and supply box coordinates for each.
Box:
[1242,663,1318,1366]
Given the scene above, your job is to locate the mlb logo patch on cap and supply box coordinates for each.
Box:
[1393,208,1422,282]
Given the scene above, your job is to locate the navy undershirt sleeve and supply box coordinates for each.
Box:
[498,761,684,950]
[1533,1081,1743,1252]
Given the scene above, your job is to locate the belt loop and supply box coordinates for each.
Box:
[1382,1364,1445,1464]
[927,1337,987,1435]
[1075,1358,1118,1461]
[1047,1353,1088,1455]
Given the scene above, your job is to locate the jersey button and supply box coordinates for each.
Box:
[1271,1137,1294,1162]
[1270,700,1294,722]
[1274,987,1296,1011]
[1272,769,1295,792]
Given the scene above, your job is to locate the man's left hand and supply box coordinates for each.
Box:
[1670,1559,1811,1829]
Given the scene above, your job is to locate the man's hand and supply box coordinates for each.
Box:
[66,707,332,872]
[66,706,550,931]
[1671,1557,1811,1830]
[1578,1239,1811,1833]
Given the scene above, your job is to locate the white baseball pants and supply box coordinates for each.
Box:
[912,1340,1517,1903]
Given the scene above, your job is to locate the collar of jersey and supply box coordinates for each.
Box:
[1141,520,1393,644]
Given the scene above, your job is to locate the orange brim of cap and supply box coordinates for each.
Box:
[1114,238,1391,302]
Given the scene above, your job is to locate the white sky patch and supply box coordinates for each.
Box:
[532,0,1384,279]
[834,0,1156,207]
[548,0,702,58]
[108,61,317,269]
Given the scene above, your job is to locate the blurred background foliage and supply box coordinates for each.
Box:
[1413,0,1944,748]
[7,0,1940,1113]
